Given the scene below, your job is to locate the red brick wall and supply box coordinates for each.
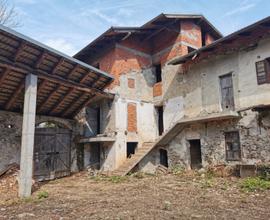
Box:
[205,33,215,46]
[127,103,137,132]
[153,82,162,97]
[96,46,152,88]
[91,19,206,90]
[180,20,202,48]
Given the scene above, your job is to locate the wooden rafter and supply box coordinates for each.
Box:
[37,57,64,94]
[52,57,65,75]
[14,42,26,62]
[48,71,92,114]
[5,82,24,110]
[61,93,85,117]
[35,51,47,69]
[37,84,61,112]
[0,62,112,98]
[0,67,11,84]
[70,95,96,118]
[67,64,79,78]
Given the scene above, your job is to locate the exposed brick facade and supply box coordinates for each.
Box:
[88,18,216,95]
[153,82,162,97]
[127,103,137,132]
[205,33,215,45]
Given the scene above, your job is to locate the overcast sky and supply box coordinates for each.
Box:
[10,0,270,56]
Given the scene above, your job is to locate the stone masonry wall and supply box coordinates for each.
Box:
[0,110,80,172]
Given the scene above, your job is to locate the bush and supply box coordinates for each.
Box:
[240,177,270,192]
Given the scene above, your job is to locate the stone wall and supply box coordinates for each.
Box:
[139,109,270,173]
[0,110,80,172]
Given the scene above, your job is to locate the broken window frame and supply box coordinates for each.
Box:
[225,131,241,161]
[255,58,270,85]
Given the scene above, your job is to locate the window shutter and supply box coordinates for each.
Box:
[265,58,270,83]
[256,60,267,84]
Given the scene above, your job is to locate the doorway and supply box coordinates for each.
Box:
[34,126,71,181]
[127,142,137,158]
[156,106,164,136]
[189,139,202,169]
[89,143,101,169]
[159,149,168,167]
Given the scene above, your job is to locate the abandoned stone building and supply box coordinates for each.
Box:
[0,13,270,197]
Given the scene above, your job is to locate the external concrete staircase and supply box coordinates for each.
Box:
[111,122,187,176]
[110,111,240,176]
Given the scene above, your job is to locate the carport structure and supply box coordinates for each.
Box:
[0,25,114,197]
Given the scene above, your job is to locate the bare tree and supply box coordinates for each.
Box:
[0,0,20,28]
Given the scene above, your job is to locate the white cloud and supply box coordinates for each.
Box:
[224,3,256,17]
[44,38,77,56]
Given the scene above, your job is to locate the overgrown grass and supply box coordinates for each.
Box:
[240,177,270,192]
[90,175,128,183]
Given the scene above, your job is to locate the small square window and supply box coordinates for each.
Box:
[128,78,135,89]
[225,131,241,161]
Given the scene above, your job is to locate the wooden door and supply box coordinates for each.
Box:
[34,127,71,181]
[220,73,235,110]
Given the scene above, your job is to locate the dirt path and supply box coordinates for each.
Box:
[0,172,270,219]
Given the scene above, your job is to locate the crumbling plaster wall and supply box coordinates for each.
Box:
[159,37,270,131]
[112,97,157,169]
[83,20,218,171]
[0,110,80,172]
[140,110,270,172]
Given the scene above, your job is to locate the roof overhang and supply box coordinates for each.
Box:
[74,13,223,62]
[169,16,270,65]
[0,24,114,119]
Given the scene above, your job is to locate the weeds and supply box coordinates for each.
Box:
[163,201,172,211]
[240,177,270,192]
[37,191,49,199]
[170,165,185,175]
[90,175,127,183]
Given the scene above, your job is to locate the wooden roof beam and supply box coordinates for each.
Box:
[48,70,93,114]
[37,57,64,93]
[35,50,47,69]
[67,64,79,78]
[14,42,27,62]
[37,84,61,112]
[0,67,11,84]
[5,82,24,110]
[0,62,113,98]
[70,95,96,118]
[51,57,65,75]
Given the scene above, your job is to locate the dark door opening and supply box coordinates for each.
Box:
[96,107,101,135]
[189,139,202,169]
[159,149,168,167]
[89,143,101,169]
[157,106,164,136]
[154,63,162,83]
[127,142,137,158]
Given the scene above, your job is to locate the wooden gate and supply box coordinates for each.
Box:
[34,127,71,181]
